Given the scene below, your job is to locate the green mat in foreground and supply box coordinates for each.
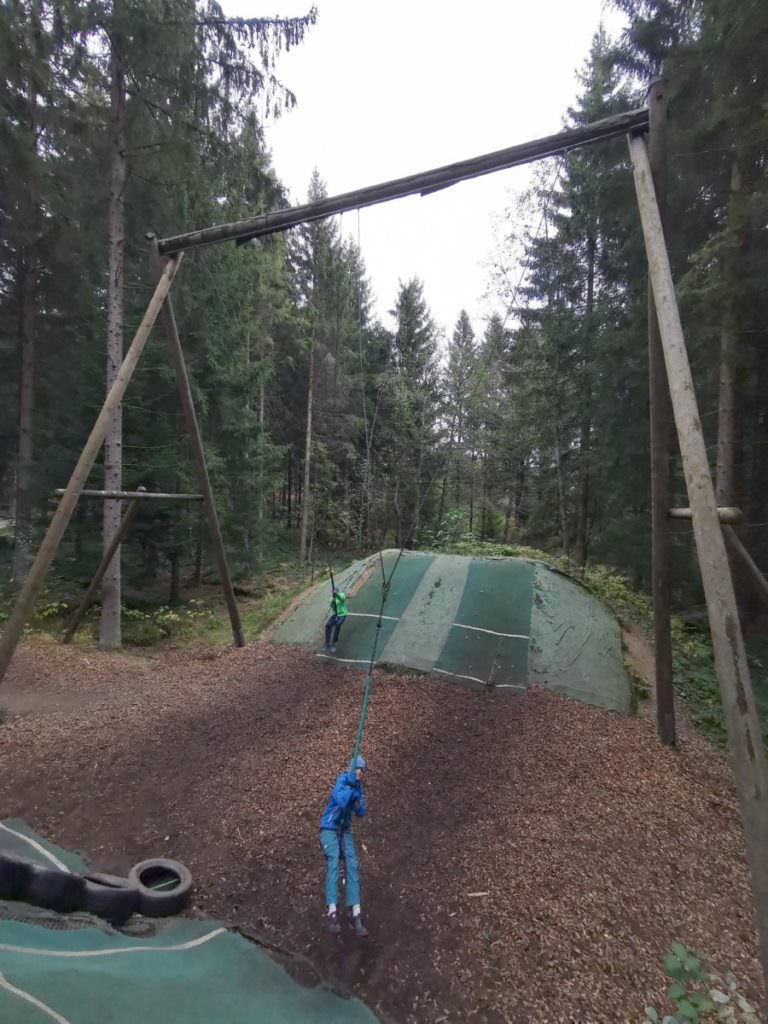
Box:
[0,820,376,1024]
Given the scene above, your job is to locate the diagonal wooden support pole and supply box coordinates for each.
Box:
[630,130,768,991]
[0,255,183,685]
[724,527,768,614]
[61,492,143,644]
[158,292,245,648]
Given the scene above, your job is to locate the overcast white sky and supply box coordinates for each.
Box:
[226,0,626,338]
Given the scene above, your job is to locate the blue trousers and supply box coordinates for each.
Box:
[320,828,360,907]
[324,614,346,647]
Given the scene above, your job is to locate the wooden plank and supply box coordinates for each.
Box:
[158,291,245,648]
[157,107,649,254]
[630,130,768,988]
[647,78,675,746]
[669,506,744,524]
[55,489,203,501]
[0,255,183,686]
[61,496,142,644]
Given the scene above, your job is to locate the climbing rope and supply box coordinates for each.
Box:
[347,447,452,766]
[341,171,560,765]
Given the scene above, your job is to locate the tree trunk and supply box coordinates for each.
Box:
[454,410,464,507]
[393,476,402,547]
[715,159,754,628]
[344,468,351,547]
[243,328,252,569]
[100,37,127,649]
[12,256,36,585]
[358,394,379,548]
[12,19,41,587]
[553,427,568,556]
[438,418,456,527]
[193,514,203,585]
[717,303,740,505]
[574,229,596,569]
[515,459,527,525]
[411,401,428,547]
[257,379,265,564]
[169,548,181,604]
[479,456,488,539]
[299,334,315,561]
[468,449,477,534]
[307,500,316,566]
[716,160,744,508]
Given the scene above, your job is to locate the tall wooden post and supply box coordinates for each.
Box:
[647,78,675,745]
[157,292,245,647]
[61,492,144,644]
[630,131,768,990]
[0,256,182,685]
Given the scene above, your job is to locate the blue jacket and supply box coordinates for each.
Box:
[320,771,366,831]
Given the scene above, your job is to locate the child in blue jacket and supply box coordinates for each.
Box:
[319,755,368,936]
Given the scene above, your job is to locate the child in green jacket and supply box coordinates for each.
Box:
[323,587,348,653]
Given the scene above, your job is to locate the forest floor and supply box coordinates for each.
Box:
[0,637,764,1024]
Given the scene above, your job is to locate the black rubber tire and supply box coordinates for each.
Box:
[83,873,139,924]
[128,858,193,917]
[0,852,34,900]
[22,863,87,913]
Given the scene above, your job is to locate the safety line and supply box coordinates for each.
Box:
[0,927,227,958]
[0,972,71,1024]
[0,824,71,874]
[451,622,530,640]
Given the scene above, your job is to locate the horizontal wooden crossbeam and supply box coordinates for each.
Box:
[669,506,744,524]
[55,489,203,501]
[157,107,649,254]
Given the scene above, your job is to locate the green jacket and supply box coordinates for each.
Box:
[330,591,348,617]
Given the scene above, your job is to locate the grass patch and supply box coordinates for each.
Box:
[193,584,310,645]
[0,562,316,649]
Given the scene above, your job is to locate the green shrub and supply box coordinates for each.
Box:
[122,610,166,646]
[644,944,758,1023]
[121,601,215,645]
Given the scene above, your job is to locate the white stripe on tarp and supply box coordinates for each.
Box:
[433,667,487,686]
[451,622,529,640]
[0,927,227,959]
[0,971,72,1023]
[315,654,375,666]
[494,683,527,691]
[0,824,71,873]
[346,613,400,621]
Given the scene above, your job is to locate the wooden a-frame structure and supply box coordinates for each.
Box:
[0,86,766,989]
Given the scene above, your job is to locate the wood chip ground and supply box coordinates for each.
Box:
[0,640,764,1023]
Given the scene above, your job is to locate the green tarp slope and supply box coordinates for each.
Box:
[527,563,632,713]
[272,551,631,712]
[0,820,376,1024]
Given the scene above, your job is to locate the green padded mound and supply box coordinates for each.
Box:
[272,551,631,711]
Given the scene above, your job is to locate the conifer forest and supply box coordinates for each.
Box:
[1,0,766,643]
